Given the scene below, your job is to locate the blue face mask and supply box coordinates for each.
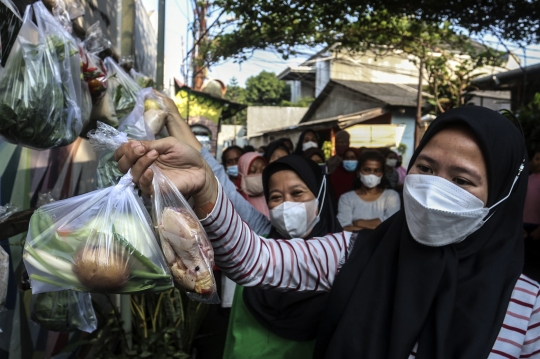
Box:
[226,165,238,177]
[343,160,358,172]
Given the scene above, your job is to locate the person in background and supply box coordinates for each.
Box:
[224,155,341,359]
[279,138,294,152]
[243,145,256,153]
[257,146,266,156]
[294,129,319,155]
[384,151,400,189]
[221,145,245,186]
[337,150,400,231]
[303,147,326,164]
[327,130,350,174]
[237,152,269,218]
[264,139,291,163]
[396,154,407,188]
[329,147,361,200]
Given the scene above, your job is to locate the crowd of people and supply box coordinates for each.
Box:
[115,92,540,359]
[221,129,406,232]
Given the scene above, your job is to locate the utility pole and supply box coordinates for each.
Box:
[156,0,166,90]
[192,1,208,90]
[414,59,424,149]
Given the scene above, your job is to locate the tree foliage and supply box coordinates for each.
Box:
[518,93,540,158]
[211,0,539,64]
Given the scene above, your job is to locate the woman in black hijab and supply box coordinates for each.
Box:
[227,155,342,358]
[264,139,291,163]
[294,129,319,155]
[117,106,539,359]
[316,106,529,358]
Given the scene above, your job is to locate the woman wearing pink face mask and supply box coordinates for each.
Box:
[238,152,269,218]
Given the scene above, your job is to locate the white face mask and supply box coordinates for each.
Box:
[404,165,523,247]
[360,173,381,188]
[386,158,397,167]
[302,141,318,151]
[243,174,264,196]
[270,177,327,239]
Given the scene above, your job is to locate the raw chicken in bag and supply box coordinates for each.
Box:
[153,166,219,304]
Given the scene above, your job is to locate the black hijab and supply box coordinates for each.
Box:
[314,106,528,358]
[243,155,342,341]
[263,139,290,163]
[294,129,319,155]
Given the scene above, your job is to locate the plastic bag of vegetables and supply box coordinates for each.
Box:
[152,166,219,304]
[81,22,108,105]
[22,154,173,294]
[31,290,97,333]
[88,122,219,303]
[104,57,141,121]
[0,2,82,149]
[95,88,166,188]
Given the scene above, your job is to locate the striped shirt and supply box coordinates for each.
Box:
[201,184,540,358]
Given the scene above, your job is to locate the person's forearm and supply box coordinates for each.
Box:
[353,219,382,230]
[165,112,202,151]
[343,225,363,232]
[201,184,350,292]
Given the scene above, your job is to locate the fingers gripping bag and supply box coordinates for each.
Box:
[22,134,173,294]
[31,290,97,333]
[152,166,219,304]
[95,88,164,188]
[0,2,82,149]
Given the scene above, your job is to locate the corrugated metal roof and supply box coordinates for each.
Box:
[332,79,421,107]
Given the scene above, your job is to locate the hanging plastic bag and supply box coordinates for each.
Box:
[0,203,17,223]
[31,290,97,333]
[153,166,219,304]
[0,2,82,149]
[0,0,22,67]
[95,88,163,188]
[22,149,173,294]
[0,246,9,311]
[81,22,108,105]
[104,57,141,121]
[89,122,218,303]
[130,68,154,89]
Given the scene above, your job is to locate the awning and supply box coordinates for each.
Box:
[346,124,406,148]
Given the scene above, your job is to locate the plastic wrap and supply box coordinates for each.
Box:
[0,203,17,223]
[104,57,141,121]
[31,290,97,333]
[130,68,154,89]
[0,2,82,149]
[95,88,159,188]
[0,246,9,311]
[153,166,219,304]
[23,169,173,294]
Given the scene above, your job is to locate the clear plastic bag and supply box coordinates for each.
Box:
[81,22,108,105]
[153,167,219,304]
[0,3,82,149]
[31,290,97,333]
[0,245,9,311]
[0,203,17,223]
[94,88,159,188]
[130,68,154,89]
[104,57,141,121]
[23,166,173,294]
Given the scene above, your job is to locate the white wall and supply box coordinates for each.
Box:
[246,106,308,138]
[216,125,247,162]
[391,109,417,167]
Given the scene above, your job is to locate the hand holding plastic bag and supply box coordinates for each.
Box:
[23,139,172,293]
[31,290,97,333]
[95,88,159,188]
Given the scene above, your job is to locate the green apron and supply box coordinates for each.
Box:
[223,286,316,359]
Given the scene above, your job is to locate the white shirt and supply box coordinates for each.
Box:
[337,189,401,227]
